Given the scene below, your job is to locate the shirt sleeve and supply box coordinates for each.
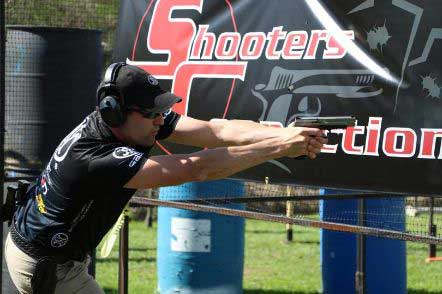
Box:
[87,145,148,191]
[155,110,181,140]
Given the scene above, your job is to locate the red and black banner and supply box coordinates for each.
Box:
[114,0,442,195]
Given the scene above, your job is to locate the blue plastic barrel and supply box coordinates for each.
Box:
[320,189,406,294]
[158,179,245,294]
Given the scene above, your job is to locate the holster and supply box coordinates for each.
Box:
[1,180,31,226]
[31,256,58,294]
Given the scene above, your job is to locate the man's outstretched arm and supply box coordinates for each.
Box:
[166,115,296,148]
[125,127,326,189]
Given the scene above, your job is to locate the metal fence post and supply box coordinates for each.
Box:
[428,197,437,258]
[0,0,6,292]
[355,198,366,294]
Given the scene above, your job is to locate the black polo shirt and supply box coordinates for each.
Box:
[14,110,180,259]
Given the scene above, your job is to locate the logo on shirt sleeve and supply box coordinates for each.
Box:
[113,147,144,167]
[113,147,142,159]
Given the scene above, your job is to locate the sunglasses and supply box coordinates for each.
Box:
[126,107,170,119]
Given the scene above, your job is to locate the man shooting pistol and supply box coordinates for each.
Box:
[4,63,328,294]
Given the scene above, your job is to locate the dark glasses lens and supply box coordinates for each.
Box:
[138,111,162,119]
[127,107,169,119]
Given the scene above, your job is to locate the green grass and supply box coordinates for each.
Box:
[96,219,442,294]
[96,220,158,294]
[407,241,442,293]
[243,221,321,293]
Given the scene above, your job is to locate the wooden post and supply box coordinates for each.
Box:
[145,206,153,228]
[118,213,129,294]
[286,186,294,242]
[144,189,154,228]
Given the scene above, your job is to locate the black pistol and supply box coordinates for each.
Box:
[289,116,356,130]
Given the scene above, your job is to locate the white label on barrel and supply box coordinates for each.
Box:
[171,217,211,252]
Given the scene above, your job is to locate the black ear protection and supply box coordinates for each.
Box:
[96,62,127,127]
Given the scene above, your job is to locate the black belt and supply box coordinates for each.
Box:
[9,223,71,264]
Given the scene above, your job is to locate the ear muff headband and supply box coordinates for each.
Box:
[97,62,126,127]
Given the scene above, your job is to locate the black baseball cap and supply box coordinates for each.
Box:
[116,64,182,113]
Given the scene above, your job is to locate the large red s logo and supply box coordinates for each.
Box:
[129,0,247,116]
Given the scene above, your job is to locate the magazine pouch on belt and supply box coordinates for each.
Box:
[1,180,31,226]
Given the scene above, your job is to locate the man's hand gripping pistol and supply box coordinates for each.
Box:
[288,116,356,159]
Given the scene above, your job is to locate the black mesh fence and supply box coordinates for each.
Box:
[137,182,442,244]
[1,2,120,293]
[3,0,119,180]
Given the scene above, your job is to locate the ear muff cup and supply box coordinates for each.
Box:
[98,96,126,128]
[96,62,126,127]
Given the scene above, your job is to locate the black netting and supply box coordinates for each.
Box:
[3,0,119,179]
[1,3,120,293]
